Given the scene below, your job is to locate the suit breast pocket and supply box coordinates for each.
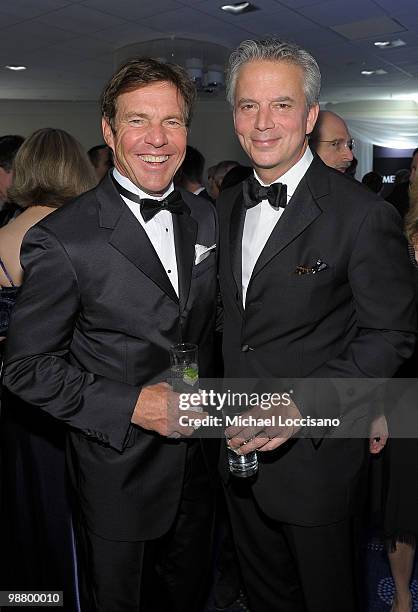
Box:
[192,252,216,278]
[285,268,337,321]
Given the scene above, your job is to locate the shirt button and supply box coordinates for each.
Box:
[241,344,249,352]
[167,269,171,274]
[166,228,169,232]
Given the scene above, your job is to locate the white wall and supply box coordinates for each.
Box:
[0,98,248,173]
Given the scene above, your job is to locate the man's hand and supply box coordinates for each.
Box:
[132,382,206,438]
[369,414,388,454]
[225,400,302,454]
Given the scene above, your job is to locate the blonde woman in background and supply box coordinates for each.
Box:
[370,176,418,612]
[0,128,96,610]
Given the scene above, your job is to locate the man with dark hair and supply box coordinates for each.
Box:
[362,171,383,194]
[87,143,113,181]
[4,58,217,612]
[208,160,239,200]
[0,134,24,225]
[217,37,416,612]
[175,144,214,202]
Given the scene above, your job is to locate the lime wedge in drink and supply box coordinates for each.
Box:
[183,366,198,386]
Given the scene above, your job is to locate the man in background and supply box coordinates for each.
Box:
[310,110,354,173]
[0,135,24,226]
[87,143,113,182]
[208,160,239,200]
[175,144,213,202]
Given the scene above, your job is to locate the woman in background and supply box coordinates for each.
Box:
[0,128,96,610]
[370,177,418,612]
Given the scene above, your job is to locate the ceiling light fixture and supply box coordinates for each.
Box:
[220,2,258,14]
[116,39,230,98]
[5,65,27,71]
[374,39,406,49]
[361,69,387,76]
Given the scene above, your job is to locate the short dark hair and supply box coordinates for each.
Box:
[88,144,110,167]
[181,145,205,183]
[361,171,383,194]
[101,58,197,131]
[0,135,24,171]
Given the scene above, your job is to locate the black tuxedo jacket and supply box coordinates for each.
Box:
[4,175,217,541]
[218,154,416,526]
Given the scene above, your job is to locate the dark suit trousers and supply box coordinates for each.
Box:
[225,479,361,612]
[75,442,215,612]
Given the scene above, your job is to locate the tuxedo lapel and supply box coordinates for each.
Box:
[251,168,324,282]
[97,174,178,303]
[229,189,246,311]
[172,209,197,313]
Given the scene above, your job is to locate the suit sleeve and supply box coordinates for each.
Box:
[310,201,416,379]
[295,201,417,429]
[3,224,140,452]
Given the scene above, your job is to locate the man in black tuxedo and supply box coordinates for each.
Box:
[4,59,217,611]
[217,38,416,611]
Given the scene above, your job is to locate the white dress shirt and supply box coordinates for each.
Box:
[242,146,313,306]
[113,168,179,296]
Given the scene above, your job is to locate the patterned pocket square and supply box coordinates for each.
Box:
[194,243,216,265]
[294,259,329,275]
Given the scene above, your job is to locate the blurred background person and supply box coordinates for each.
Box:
[87,143,113,182]
[208,160,239,201]
[218,164,252,194]
[310,110,354,173]
[0,127,96,610]
[0,135,25,226]
[362,171,383,195]
[369,175,418,612]
[175,144,214,202]
[386,150,418,219]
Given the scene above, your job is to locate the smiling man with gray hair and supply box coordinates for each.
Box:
[217,37,416,612]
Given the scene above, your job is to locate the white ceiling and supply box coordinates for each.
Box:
[1,0,418,103]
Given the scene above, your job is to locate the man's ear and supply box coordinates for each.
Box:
[306,103,320,136]
[102,117,114,150]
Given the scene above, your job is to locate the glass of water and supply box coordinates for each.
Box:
[223,405,258,478]
[226,443,258,478]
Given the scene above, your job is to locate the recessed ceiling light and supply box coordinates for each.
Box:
[5,65,27,71]
[361,69,387,76]
[220,2,258,14]
[374,39,406,49]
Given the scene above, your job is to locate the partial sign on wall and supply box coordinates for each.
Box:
[373,145,414,198]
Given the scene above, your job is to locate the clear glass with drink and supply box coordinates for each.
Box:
[224,404,258,477]
[169,342,199,393]
[227,443,258,477]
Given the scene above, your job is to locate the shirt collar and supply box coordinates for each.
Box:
[254,146,313,199]
[112,167,174,201]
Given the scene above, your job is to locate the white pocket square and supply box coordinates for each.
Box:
[194,243,216,265]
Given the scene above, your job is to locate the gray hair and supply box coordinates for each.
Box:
[226,38,321,109]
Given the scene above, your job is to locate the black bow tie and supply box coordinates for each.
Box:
[243,175,287,210]
[111,175,190,222]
